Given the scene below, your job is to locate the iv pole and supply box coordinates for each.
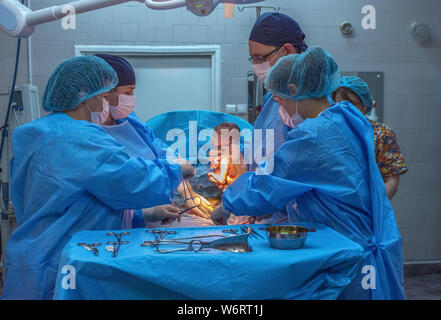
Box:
[237,5,279,124]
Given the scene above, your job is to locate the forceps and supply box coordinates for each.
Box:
[106,232,130,258]
[146,229,177,240]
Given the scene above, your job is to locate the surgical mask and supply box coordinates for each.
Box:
[85,96,109,126]
[253,62,271,83]
[252,48,283,83]
[279,100,304,128]
[109,93,136,120]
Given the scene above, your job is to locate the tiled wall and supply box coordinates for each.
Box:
[0,0,440,262]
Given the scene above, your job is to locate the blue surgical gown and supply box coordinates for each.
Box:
[102,112,174,228]
[223,101,404,300]
[1,112,182,300]
[252,92,290,164]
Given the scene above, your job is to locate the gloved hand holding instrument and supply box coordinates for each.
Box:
[178,179,213,219]
[142,204,182,225]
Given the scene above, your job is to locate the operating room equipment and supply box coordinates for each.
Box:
[0,0,266,37]
[222,225,263,239]
[77,242,102,256]
[146,228,177,240]
[106,232,130,257]
[241,225,264,239]
[264,226,316,250]
[143,233,252,253]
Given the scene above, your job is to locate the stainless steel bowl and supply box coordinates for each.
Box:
[265,226,314,250]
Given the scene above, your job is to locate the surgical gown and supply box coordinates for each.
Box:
[222,101,404,300]
[102,112,175,228]
[252,92,290,165]
[252,93,335,166]
[1,112,182,300]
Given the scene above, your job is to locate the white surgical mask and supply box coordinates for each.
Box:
[109,93,136,120]
[252,61,271,83]
[252,48,283,83]
[279,100,304,128]
[85,96,110,126]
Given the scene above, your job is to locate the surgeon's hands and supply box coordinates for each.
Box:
[211,204,232,225]
[183,192,213,219]
[142,205,181,224]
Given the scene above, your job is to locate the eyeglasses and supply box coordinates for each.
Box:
[248,47,282,64]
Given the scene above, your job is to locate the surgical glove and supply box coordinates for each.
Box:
[179,163,196,179]
[142,205,181,224]
[211,204,231,225]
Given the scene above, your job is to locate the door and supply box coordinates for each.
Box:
[123,55,213,122]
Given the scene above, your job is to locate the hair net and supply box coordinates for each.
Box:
[265,53,300,100]
[249,12,308,52]
[42,55,118,112]
[265,47,340,101]
[339,76,374,112]
[95,54,136,86]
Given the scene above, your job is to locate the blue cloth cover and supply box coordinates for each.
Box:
[52,223,364,300]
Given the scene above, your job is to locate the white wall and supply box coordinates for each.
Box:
[0,0,440,262]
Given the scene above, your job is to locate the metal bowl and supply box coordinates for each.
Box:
[265,226,313,250]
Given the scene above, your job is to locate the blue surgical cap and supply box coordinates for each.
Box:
[265,53,300,99]
[340,76,374,112]
[42,56,118,112]
[265,47,340,101]
[95,54,136,87]
[249,12,308,52]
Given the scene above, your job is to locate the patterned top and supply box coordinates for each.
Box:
[369,120,408,178]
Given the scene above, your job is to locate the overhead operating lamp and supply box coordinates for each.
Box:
[0,0,265,37]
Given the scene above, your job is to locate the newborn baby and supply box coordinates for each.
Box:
[208,122,248,191]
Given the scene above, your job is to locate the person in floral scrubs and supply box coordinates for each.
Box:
[333,76,408,199]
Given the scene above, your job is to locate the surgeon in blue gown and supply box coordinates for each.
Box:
[1,56,194,300]
[95,54,211,228]
[249,13,308,162]
[213,47,404,300]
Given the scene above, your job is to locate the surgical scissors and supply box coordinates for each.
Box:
[241,225,264,240]
[78,242,101,256]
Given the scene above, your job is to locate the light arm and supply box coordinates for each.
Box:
[1,0,265,37]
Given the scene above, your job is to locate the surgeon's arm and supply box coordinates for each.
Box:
[87,150,183,211]
[384,175,399,200]
[222,172,313,216]
[222,128,316,216]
